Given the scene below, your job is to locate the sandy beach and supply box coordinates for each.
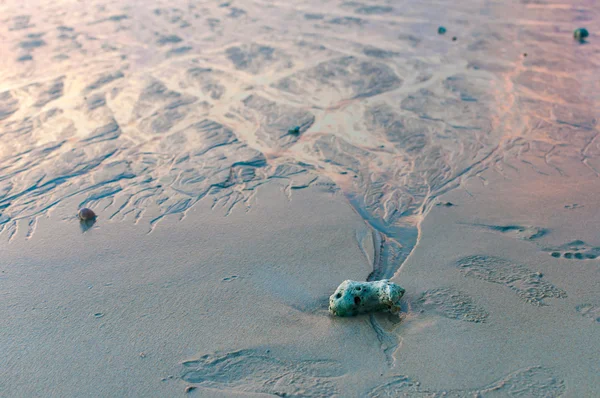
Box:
[1,0,599,396]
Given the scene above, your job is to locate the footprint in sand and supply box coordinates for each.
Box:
[544,240,600,261]
[463,223,547,241]
[367,366,565,397]
[456,255,566,306]
[575,304,600,323]
[181,349,345,397]
[416,287,489,323]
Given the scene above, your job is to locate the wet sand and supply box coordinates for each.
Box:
[1,0,599,396]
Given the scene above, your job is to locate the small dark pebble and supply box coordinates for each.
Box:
[452,36,457,41]
[288,126,301,135]
[78,208,96,221]
[574,28,589,41]
[523,53,527,57]
[438,26,446,35]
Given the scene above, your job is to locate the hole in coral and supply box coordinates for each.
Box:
[354,296,361,305]
[336,293,342,299]
[357,287,361,291]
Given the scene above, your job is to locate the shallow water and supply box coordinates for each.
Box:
[1,0,599,395]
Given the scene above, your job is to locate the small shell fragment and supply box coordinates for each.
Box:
[78,208,96,221]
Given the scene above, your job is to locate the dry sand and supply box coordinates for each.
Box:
[0,0,599,396]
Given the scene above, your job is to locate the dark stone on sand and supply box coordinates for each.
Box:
[438,26,446,35]
[78,208,96,221]
[573,28,589,41]
[452,36,457,41]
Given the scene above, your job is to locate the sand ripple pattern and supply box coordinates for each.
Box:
[0,0,598,284]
